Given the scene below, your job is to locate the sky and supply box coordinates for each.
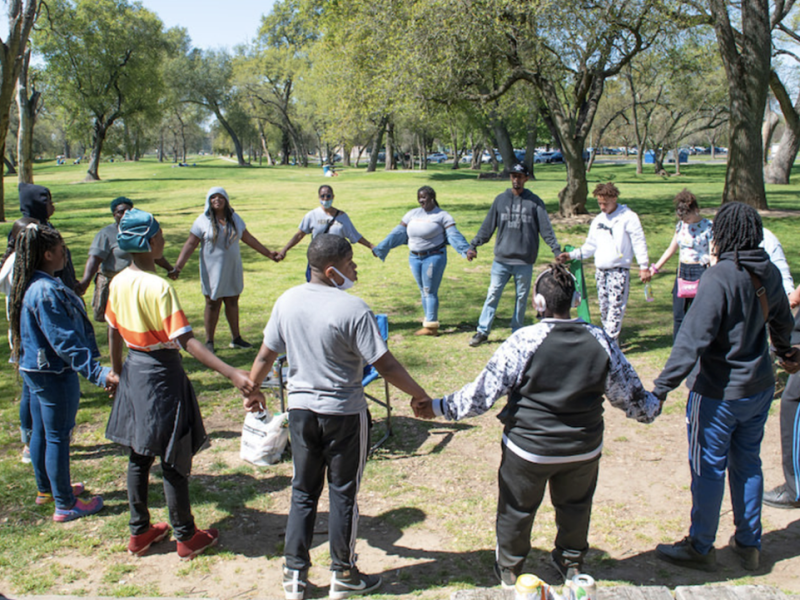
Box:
[136,0,277,50]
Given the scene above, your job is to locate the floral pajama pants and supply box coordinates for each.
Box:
[595,267,629,342]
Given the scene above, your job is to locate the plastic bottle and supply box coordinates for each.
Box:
[515,574,563,600]
[644,282,654,302]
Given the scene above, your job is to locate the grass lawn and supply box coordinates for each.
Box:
[1,157,800,598]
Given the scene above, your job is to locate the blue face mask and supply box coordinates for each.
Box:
[320,199,333,209]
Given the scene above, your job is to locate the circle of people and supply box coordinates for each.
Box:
[3,163,800,599]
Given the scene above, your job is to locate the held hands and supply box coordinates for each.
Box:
[639,268,652,283]
[410,396,435,419]
[274,250,287,262]
[243,390,267,413]
[778,347,800,375]
[167,268,181,280]
[466,249,477,262]
[789,287,800,309]
[555,252,571,264]
[230,369,256,396]
[104,371,119,397]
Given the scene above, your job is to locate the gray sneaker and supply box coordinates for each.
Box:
[283,565,308,600]
[469,332,488,347]
[205,341,215,354]
[550,550,581,582]
[493,561,517,589]
[329,568,381,600]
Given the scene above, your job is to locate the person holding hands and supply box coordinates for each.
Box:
[412,263,660,587]
[172,187,278,353]
[557,182,650,344]
[105,209,256,560]
[245,234,430,600]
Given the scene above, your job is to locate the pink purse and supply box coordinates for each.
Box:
[677,278,698,298]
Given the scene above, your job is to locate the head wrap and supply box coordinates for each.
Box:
[117,208,160,253]
[110,196,134,213]
[18,182,52,223]
[205,187,230,214]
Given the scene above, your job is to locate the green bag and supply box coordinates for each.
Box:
[564,244,591,323]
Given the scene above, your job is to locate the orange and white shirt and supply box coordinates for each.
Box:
[105,267,191,351]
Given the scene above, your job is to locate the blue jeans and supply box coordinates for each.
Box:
[477,261,533,335]
[20,380,32,445]
[686,387,773,554]
[408,250,447,323]
[23,370,80,509]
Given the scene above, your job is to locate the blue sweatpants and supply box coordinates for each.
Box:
[686,387,773,554]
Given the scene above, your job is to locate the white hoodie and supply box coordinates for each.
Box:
[568,204,649,270]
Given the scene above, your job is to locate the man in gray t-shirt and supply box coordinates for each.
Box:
[245,234,430,600]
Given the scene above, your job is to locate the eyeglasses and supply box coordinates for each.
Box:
[320,194,333,199]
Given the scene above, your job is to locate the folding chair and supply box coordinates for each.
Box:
[363,313,392,453]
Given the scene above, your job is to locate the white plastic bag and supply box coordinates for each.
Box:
[240,411,289,466]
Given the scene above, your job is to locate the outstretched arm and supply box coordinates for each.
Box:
[276,230,306,261]
[76,255,103,296]
[241,229,277,261]
[171,234,202,278]
[176,330,255,395]
[372,350,430,408]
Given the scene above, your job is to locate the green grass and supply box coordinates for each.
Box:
[2,157,800,597]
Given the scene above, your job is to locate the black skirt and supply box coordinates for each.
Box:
[106,348,207,477]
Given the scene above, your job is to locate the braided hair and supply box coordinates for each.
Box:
[536,263,576,314]
[9,225,64,362]
[712,202,763,267]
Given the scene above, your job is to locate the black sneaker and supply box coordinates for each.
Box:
[729,536,760,571]
[283,565,308,600]
[329,568,381,600]
[550,550,581,582]
[763,484,800,509]
[205,341,215,354]
[229,337,253,349]
[656,536,717,572]
[493,561,517,589]
[469,332,488,347]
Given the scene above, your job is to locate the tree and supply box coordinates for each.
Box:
[16,47,41,184]
[682,0,797,206]
[0,0,40,220]
[36,0,166,181]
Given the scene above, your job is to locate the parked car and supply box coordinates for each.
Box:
[534,151,550,163]
[427,152,448,163]
[546,151,564,164]
[460,153,473,163]
[481,150,503,164]
[514,149,526,162]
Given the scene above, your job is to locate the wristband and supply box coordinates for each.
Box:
[651,265,659,274]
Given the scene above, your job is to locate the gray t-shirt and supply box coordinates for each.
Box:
[401,207,455,252]
[263,283,388,415]
[89,223,132,274]
[190,212,246,300]
[299,207,362,243]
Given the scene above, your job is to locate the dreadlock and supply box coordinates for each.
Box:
[712,202,763,267]
[0,217,39,271]
[9,225,64,363]
[206,193,237,246]
[417,185,440,208]
[536,263,576,314]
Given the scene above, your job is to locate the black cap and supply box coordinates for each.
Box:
[510,163,529,176]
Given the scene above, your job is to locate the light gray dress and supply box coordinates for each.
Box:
[190,212,246,300]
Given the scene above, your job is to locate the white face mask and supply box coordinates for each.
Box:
[320,199,333,209]
[329,266,355,291]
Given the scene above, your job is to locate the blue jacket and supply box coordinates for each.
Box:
[19,271,109,387]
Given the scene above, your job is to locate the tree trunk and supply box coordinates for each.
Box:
[16,49,39,185]
[4,153,17,176]
[490,116,516,169]
[213,104,248,166]
[762,102,780,165]
[709,0,771,208]
[85,119,111,181]
[525,106,539,178]
[384,119,395,171]
[450,128,460,170]
[367,117,387,172]
[557,140,589,216]
[765,72,800,185]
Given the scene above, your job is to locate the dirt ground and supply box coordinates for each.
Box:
[4,360,800,600]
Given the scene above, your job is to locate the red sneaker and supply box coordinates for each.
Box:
[128,522,172,556]
[176,528,219,561]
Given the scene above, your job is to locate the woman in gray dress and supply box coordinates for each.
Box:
[172,187,278,353]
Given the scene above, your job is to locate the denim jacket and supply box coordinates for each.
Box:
[374,224,471,261]
[19,271,109,387]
